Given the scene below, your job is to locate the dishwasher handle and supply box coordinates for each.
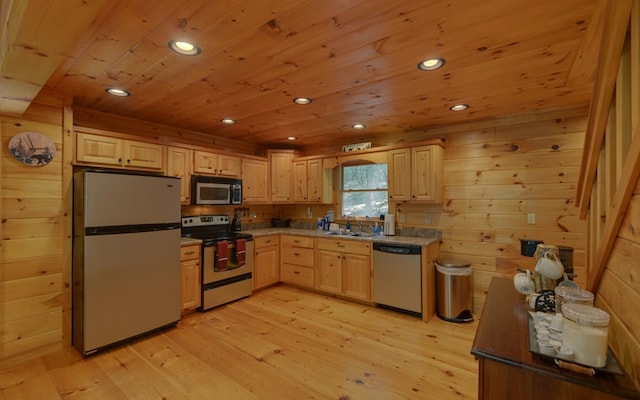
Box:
[373,242,421,255]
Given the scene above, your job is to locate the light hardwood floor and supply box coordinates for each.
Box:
[0,285,480,399]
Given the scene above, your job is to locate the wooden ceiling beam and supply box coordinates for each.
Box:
[0,0,108,115]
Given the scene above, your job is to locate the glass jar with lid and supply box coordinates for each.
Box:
[554,286,594,314]
[561,303,610,368]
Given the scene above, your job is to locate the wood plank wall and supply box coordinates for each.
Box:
[0,105,65,365]
[0,106,588,365]
[597,178,640,391]
[395,116,587,313]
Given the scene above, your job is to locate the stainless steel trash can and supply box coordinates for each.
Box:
[435,258,473,323]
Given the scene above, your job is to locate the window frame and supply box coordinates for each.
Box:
[339,160,388,219]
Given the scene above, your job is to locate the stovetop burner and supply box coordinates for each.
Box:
[181,215,252,242]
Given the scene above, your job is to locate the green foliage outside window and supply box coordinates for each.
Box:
[341,163,388,217]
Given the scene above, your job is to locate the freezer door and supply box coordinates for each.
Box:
[82,171,180,227]
[81,229,180,353]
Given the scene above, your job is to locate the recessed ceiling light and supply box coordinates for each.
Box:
[168,40,201,56]
[418,57,446,71]
[221,118,236,125]
[286,136,297,141]
[105,87,130,97]
[449,104,469,111]
[293,97,312,105]
[352,123,366,129]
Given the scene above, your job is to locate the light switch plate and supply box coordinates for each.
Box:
[527,213,536,224]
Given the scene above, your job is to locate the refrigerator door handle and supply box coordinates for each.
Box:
[85,222,181,236]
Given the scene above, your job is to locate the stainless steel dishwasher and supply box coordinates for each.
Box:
[373,242,422,316]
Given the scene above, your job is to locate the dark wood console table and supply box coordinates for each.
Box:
[471,277,639,399]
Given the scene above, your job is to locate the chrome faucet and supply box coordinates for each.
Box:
[358,221,363,233]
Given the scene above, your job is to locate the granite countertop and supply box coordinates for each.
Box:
[180,237,203,246]
[242,227,439,246]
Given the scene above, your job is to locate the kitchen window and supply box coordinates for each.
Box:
[341,162,388,218]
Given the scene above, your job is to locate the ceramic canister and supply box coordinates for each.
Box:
[533,244,559,292]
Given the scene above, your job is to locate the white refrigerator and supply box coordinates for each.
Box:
[73,170,181,355]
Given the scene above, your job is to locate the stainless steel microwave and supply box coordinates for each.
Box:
[191,176,242,205]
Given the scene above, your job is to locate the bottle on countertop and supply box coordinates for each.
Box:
[323,216,330,231]
[374,222,380,236]
[345,221,351,233]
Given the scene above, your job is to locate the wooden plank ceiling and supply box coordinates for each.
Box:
[1,0,604,151]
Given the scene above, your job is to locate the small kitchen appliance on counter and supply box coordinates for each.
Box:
[383,213,396,235]
[181,214,253,310]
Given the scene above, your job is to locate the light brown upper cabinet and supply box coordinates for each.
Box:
[388,144,443,203]
[75,131,164,171]
[166,146,193,205]
[269,150,296,203]
[241,157,269,203]
[293,158,334,204]
[293,160,308,202]
[193,150,241,177]
[388,148,411,201]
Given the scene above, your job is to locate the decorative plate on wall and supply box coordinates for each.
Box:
[8,131,56,166]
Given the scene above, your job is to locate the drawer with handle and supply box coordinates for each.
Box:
[281,263,314,287]
[255,235,279,249]
[281,246,314,267]
[180,244,200,261]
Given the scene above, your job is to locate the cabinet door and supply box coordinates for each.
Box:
[76,132,123,166]
[181,258,201,311]
[167,147,192,204]
[242,158,269,203]
[343,253,371,301]
[193,151,218,174]
[270,152,293,202]
[293,160,308,202]
[411,145,443,202]
[388,148,411,201]
[124,140,164,170]
[217,154,241,177]
[254,245,280,290]
[316,250,342,294]
[307,158,323,202]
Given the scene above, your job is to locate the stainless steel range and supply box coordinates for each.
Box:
[181,215,253,310]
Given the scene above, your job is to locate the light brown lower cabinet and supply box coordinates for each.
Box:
[316,238,371,301]
[180,244,201,312]
[280,235,315,288]
[253,235,280,290]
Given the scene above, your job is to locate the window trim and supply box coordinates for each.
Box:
[339,160,388,219]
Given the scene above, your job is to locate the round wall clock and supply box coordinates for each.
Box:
[8,131,56,166]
